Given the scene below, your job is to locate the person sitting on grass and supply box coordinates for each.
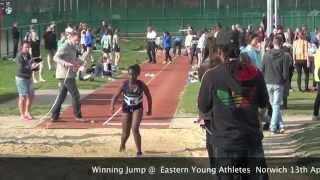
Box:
[110,64,152,156]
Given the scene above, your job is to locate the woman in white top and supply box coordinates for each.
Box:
[146,26,157,63]
[80,29,86,54]
[113,28,120,71]
[197,31,207,67]
[101,29,113,72]
[185,30,193,63]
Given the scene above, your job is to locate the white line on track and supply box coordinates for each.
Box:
[102,57,176,126]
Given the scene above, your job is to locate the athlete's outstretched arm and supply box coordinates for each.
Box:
[142,82,152,116]
[110,88,123,113]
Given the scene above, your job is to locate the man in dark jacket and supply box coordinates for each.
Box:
[12,22,19,58]
[43,25,57,70]
[261,35,290,134]
[198,30,269,180]
[197,35,221,168]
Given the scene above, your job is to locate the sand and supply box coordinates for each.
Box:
[0,116,207,157]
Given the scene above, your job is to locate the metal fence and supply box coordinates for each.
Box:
[4,0,320,27]
[2,0,320,57]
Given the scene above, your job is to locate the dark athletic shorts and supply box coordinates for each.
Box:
[122,103,143,113]
[114,44,120,52]
[103,47,111,53]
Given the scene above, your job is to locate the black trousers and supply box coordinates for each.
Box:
[190,44,198,64]
[173,42,181,56]
[204,120,214,168]
[51,78,82,120]
[283,69,292,109]
[313,83,320,116]
[164,47,172,62]
[13,38,19,58]
[295,60,309,90]
[289,65,294,89]
[147,41,156,63]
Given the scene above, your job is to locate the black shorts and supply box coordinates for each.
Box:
[86,44,93,48]
[82,45,87,52]
[103,48,111,53]
[114,44,120,52]
[33,57,42,63]
[122,103,143,113]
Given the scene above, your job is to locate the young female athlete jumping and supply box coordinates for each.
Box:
[110,64,152,156]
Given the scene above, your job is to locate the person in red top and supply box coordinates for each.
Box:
[257,26,265,43]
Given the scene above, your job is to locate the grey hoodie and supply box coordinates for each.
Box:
[261,48,291,85]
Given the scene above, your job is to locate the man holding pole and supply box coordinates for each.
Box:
[51,31,87,122]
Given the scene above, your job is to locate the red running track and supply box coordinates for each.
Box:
[38,55,190,129]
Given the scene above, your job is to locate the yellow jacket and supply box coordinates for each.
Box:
[314,50,320,82]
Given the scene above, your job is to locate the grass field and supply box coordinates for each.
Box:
[177,80,317,117]
[0,38,146,104]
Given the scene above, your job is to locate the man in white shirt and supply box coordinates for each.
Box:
[146,26,157,64]
[197,31,207,67]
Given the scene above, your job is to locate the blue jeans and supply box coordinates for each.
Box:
[213,145,268,180]
[267,84,284,132]
[15,77,34,96]
[94,63,104,77]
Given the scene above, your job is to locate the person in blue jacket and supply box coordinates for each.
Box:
[85,28,94,53]
[173,36,183,56]
[163,31,173,64]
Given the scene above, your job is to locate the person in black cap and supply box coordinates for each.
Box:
[198,29,269,180]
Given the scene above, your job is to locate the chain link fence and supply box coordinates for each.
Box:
[1,0,320,57]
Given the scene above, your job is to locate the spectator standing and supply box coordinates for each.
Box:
[172,35,182,56]
[30,31,45,83]
[190,31,199,65]
[257,26,265,43]
[184,30,193,60]
[241,34,262,70]
[113,28,121,71]
[57,33,66,49]
[146,26,157,64]
[293,32,310,91]
[261,36,291,134]
[162,31,173,64]
[198,29,269,180]
[312,32,320,121]
[12,22,20,59]
[282,39,294,108]
[101,29,113,74]
[43,25,58,70]
[197,30,207,67]
[15,42,39,120]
